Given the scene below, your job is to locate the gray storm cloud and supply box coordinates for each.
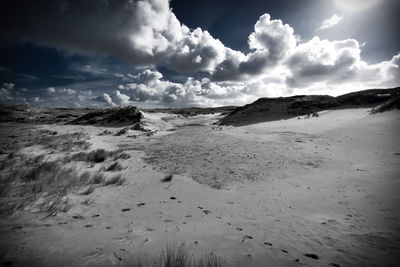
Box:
[0,0,296,81]
[0,0,183,65]
[0,0,239,75]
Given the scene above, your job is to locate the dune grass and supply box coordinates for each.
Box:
[0,159,90,215]
[128,243,223,267]
[0,153,126,215]
[29,132,91,152]
[103,161,124,172]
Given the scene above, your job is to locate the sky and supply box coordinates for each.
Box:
[0,0,399,108]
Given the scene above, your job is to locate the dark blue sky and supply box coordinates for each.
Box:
[0,0,399,107]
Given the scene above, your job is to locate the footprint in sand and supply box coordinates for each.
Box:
[236,227,243,231]
[170,197,177,200]
[242,235,253,242]
[203,210,211,215]
[137,203,146,207]
[92,214,100,218]
[264,242,272,246]
[112,236,129,242]
[122,208,131,212]
[72,215,84,219]
[84,224,93,228]
[304,253,319,259]
[141,237,150,245]
[281,249,288,253]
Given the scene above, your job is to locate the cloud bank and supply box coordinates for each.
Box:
[0,0,399,107]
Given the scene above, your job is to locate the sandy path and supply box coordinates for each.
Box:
[0,108,399,266]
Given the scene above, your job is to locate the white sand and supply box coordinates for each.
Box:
[1,108,399,266]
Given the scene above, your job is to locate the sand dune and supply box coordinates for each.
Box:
[0,104,399,266]
[219,87,400,126]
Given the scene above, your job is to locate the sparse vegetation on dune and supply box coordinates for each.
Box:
[128,243,224,267]
[0,159,89,215]
[0,124,91,155]
[37,132,91,152]
[0,150,127,215]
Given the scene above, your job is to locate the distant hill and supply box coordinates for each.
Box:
[0,105,88,124]
[1,87,399,127]
[0,104,235,125]
[68,106,142,127]
[143,106,237,116]
[219,87,400,126]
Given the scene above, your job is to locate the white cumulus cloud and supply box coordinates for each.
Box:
[319,14,343,30]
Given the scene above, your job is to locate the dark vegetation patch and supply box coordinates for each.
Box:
[370,95,400,113]
[66,149,129,164]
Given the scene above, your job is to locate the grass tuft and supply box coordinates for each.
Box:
[103,161,124,172]
[114,152,131,160]
[80,185,95,195]
[128,243,224,267]
[88,149,107,163]
[103,174,125,186]
[90,173,106,184]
